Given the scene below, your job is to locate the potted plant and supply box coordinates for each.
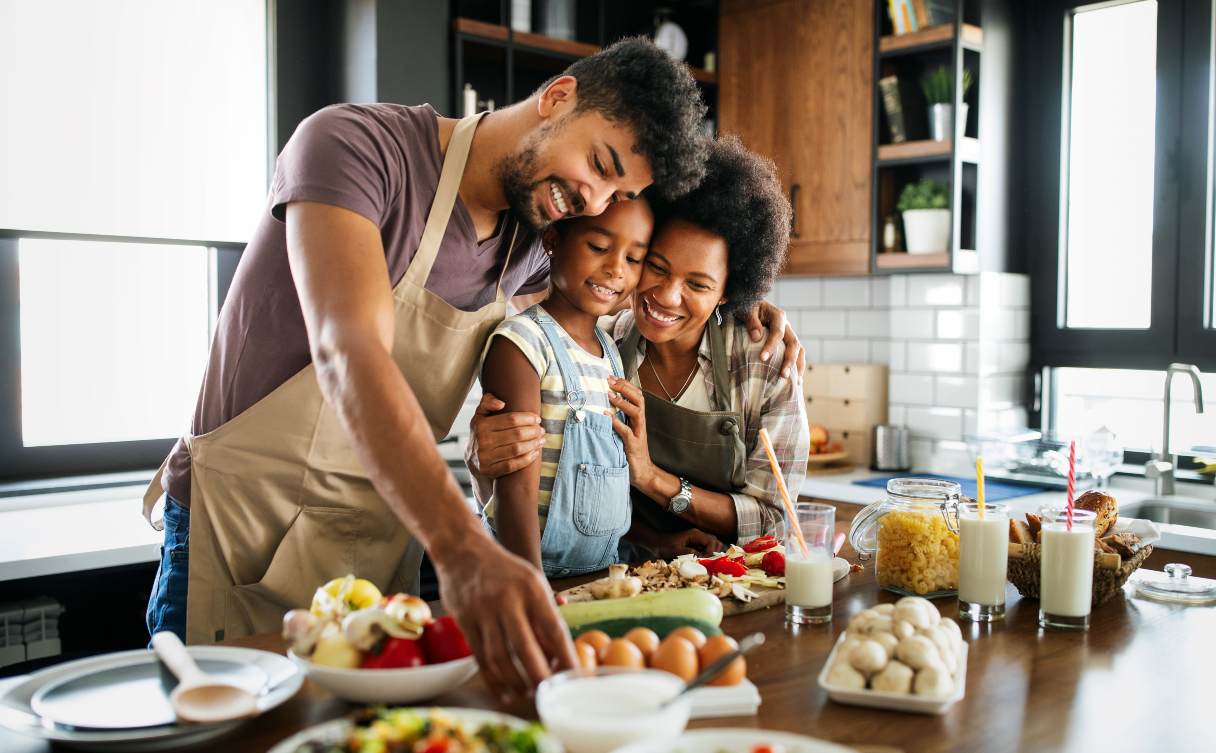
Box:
[897,179,950,254]
[921,66,973,141]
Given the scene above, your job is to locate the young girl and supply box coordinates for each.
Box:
[478,198,653,577]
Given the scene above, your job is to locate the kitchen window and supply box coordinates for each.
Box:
[0,0,269,483]
[1025,0,1216,461]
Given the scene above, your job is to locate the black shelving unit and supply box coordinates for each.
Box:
[870,0,1011,274]
[452,1,718,123]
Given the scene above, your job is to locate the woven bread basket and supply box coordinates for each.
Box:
[1007,542,1153,607]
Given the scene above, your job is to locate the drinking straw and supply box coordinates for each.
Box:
[975,457,986,518]
[758,427,809,558]
[1066,440,1076,532]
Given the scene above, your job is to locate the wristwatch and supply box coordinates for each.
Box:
[669,477,693,514]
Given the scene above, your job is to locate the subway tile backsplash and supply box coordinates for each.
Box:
[772,272,1031,474]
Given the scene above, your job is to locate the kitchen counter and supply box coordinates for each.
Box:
[4,503,1211,753]
[802,468,1216,557]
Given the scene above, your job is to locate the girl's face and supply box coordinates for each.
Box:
[634,218,729,346]
[546,199,653,317]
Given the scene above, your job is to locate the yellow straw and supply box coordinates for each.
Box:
[758,428,809,558]
[976,457,986,518]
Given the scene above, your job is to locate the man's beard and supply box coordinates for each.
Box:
[493,121,583,231]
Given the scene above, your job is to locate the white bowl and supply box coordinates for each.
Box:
[611,729,856,753]
[536,668,691,753]
[816,633,967,715]
[288,650,478,704]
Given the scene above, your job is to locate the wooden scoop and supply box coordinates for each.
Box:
[150,632,259,724]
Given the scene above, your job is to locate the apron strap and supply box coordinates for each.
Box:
[141,458,169,531]
[527,307,588,413]
[493,222,521,303]
[706,317,733,413]
[619,327,644,381]
[403,112,487,289]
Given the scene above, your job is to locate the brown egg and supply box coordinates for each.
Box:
[575,641,598,670]
[575,629,611,656]
[650,636,698,682]
[623,627,660,660]
[667,626,707,650]
[698,634,746,686]
[599,638,646,669]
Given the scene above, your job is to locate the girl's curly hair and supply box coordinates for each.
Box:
[654,135,792,315]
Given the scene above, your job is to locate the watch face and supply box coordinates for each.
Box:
[670,494,691,514]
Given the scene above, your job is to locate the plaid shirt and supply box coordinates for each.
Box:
[610,312,810,542]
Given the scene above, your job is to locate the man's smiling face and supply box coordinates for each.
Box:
[497,108,654,231]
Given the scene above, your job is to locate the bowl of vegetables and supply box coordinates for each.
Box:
[282,576,477,704]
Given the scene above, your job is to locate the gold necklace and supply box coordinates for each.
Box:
[647,357,698,401]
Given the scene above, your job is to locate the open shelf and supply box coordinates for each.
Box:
[454,18,717,84]
[879,23,983,57]
[877,137,980,164]
[874,248,978,273]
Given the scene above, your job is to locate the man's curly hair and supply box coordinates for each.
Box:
[549,37,708,199]
[655,135,792,316]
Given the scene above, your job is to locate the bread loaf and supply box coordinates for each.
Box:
[1075,490,1118,537]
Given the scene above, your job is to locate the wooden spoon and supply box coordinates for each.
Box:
[150,632,259,724]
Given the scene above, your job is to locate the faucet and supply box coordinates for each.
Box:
[1145,363,1205,496]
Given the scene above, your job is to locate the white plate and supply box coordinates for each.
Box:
[288,650,478,704]
[267,707,554,753]
[0,646,302,751]
[611,728,855,753]
[816,633,967,715]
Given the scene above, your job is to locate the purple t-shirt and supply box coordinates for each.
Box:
[163,104,548,504]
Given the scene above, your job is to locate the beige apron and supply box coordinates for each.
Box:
[142,112,519,644]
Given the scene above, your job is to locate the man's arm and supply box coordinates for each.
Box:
[479,338,545,570]
[284,201,575,699]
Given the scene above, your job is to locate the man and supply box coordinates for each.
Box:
[143,37,799,700]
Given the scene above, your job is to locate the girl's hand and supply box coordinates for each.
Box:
[606,376,655,488]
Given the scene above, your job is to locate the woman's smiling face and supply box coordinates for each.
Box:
[634,217,729,346]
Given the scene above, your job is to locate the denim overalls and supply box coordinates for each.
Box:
[528,307,632,578]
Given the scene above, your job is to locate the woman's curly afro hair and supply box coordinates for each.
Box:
[553,37,708,199]
[655,135,792,316]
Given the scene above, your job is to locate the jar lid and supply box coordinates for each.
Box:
[1132,563,1216,605]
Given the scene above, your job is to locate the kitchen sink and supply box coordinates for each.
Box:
[1121,496,1216,530]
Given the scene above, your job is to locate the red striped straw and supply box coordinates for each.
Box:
[1066,440,1075,531]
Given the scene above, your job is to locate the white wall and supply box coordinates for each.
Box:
[772,272,1031,474]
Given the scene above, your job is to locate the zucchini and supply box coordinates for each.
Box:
[570,616,721,640]
[558,588,723,631]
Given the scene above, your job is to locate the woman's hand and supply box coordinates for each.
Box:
[606,376,656,488]
[742,301,806,380]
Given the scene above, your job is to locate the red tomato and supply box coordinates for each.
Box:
[761,550,786,576]
[359,636,425,669]
[741,536,778,553]
[417,736,452,753]
[421,615,473,664]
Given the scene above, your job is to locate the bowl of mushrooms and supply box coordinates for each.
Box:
[816,596,966,715]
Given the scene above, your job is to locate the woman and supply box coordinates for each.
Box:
[472,136,809,558]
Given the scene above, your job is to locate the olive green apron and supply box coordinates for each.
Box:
[141,112,518,643]
[618,318,748,537]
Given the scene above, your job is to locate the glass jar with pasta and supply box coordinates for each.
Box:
[848,478,962,597]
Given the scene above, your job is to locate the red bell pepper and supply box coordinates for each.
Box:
[761,550,786,577]
[699,556,749,577]
[421,615,473,664]
[360,636,425,669]
[741,535,779,553]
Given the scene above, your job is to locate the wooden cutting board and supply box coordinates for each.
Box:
[558,582,787,616]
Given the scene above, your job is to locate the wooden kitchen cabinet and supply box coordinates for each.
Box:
[719,0,873,276]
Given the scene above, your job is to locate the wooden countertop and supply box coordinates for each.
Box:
[3,503,1213,753]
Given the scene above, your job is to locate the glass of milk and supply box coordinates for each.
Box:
[785,502,835,625]
[1039,507,1097,631]
[958,501,1009,622]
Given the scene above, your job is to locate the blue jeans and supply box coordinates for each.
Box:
[146,495,189,642]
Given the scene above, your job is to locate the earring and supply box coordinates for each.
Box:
[714,305,723,326]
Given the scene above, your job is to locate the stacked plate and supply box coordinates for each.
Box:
[0,645,302,751]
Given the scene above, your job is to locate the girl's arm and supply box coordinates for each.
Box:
[481,337,546,570]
